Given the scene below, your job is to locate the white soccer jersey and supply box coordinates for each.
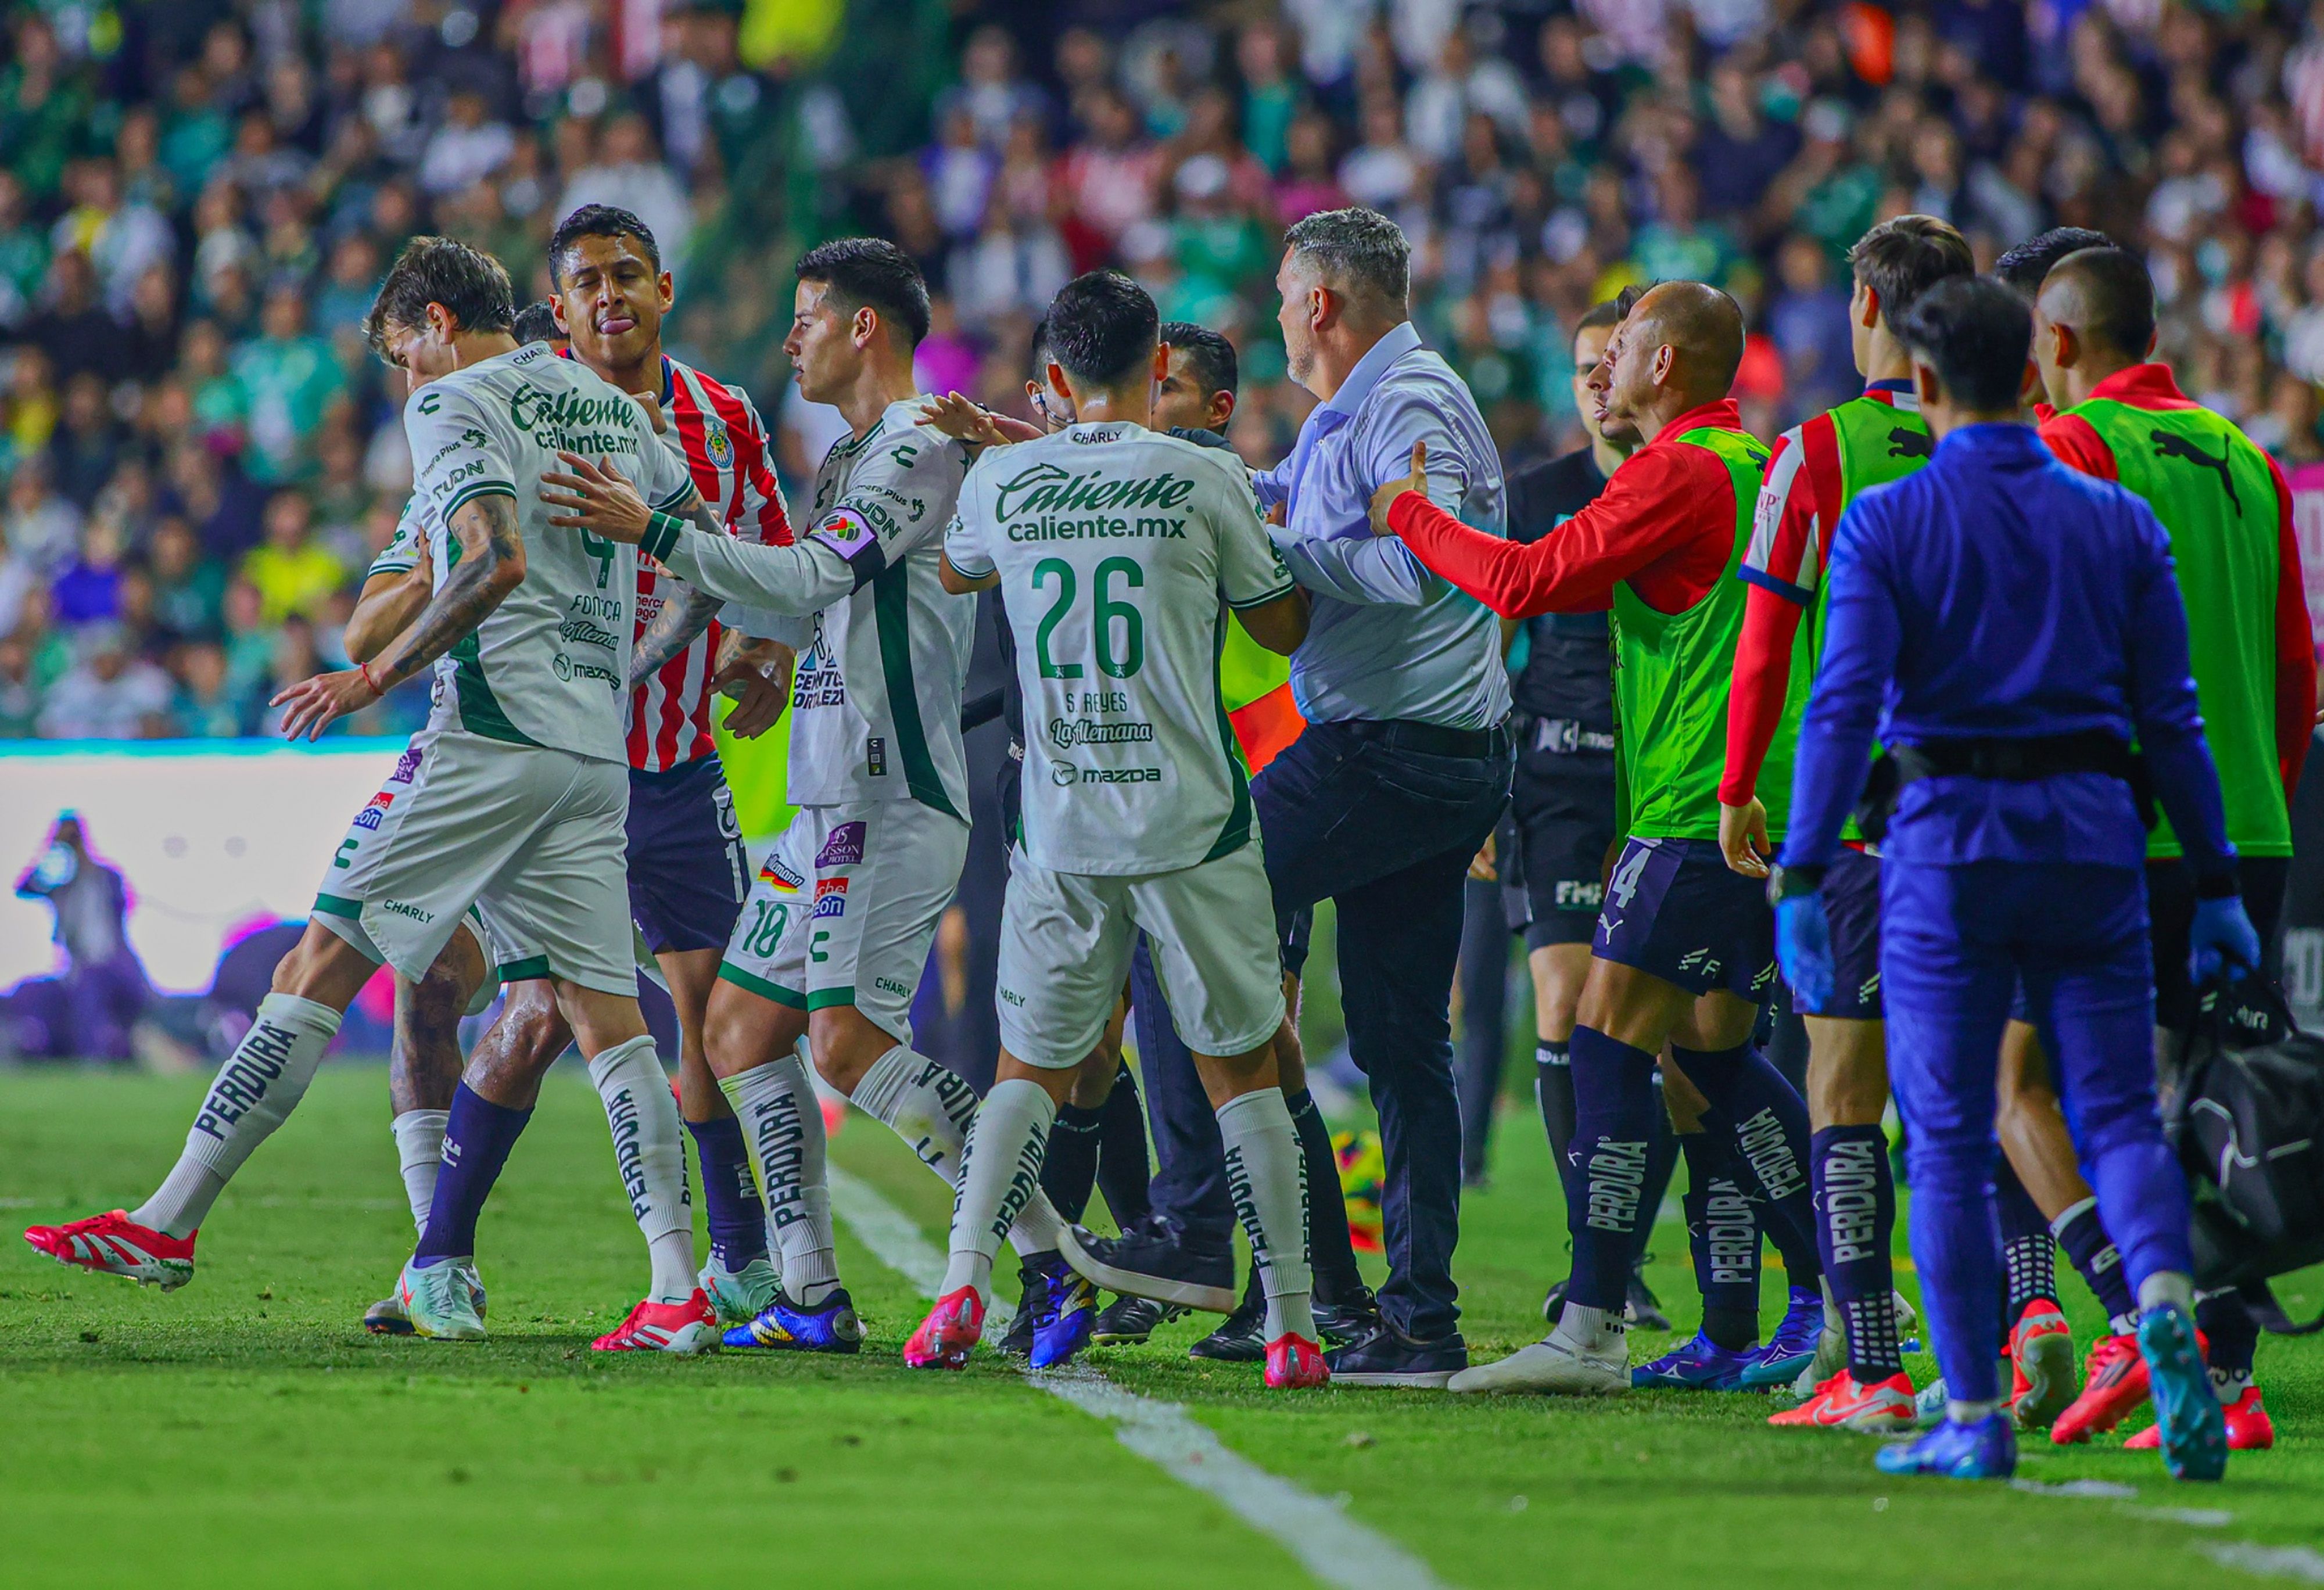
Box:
[946,419,1296,875]
[403,341,695,762]
[647,396,975,817]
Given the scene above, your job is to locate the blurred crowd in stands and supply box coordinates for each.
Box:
[5,0,2324,741]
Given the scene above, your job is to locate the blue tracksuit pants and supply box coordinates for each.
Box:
[1881,858,2194,1404]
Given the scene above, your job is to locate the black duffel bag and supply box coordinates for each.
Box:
[2162,979,2324,1330]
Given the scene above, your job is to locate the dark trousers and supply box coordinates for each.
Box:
[1252,719,1514,1341]
[1132,935,1236,1248]
[1455,876,1513,1182]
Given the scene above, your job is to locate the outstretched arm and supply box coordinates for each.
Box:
[629,575,726,687]
[274,491,526,740]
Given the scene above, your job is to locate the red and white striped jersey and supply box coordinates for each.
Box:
[626,354,793,770]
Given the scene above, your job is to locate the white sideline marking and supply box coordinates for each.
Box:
[827,1167,1449,1590]
[2203,1544,2324,1584]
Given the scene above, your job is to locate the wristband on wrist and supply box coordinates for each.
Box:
[358,661,382,701]
[643,511,688,561]
[2193,864,2242,902]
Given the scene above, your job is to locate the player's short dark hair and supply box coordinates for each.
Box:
[1284,206,1410,310]
[1992,227,2115,298]
[795,236,931,347]
[2046,246,2157,361]
[1028,315,1052,376]
[1892,275,2032,413]
[1159,320,1238,400]
[512,299,562,346]
[1576,300,1623,334]
[363,235,514,355]
[1046,270,1159,390]
[1613,279,1659,320]
[1849,214,1975,322]
[548,203,661,286]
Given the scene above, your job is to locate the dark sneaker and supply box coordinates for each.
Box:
[1314,1282,1382,1348]
[1324,1319,1468,1388]
[1092,1294,1179,1345]
[1626,1257,1671,1331]
[1190,1281,1266,1362]
[998,1261,1041,1357]
[1057,1223,1236,1313]
[1541,1273,1571,1323]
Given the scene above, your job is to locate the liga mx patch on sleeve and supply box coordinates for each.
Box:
[816,821,866,867]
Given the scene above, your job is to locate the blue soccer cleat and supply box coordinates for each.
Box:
[1030,1262,1099,1369]
[1632,1329,1759,1390]
[1875,1411,2017,1479]
[721,1286,865,1354]
[1738,1287,1824,1387]
[2137,1302,2227,1482]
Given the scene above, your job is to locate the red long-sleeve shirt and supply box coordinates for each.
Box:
[2038,362,2315,800]
[1388,398,1748,620]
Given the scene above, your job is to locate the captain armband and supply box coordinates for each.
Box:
[811,511,890,591]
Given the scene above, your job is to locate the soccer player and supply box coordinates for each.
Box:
[1774,274,2248,1481]
[2022,247,2311,1449]
[1368,282,1826,1395]
[926,270,1325,1386]
[1501,297,1673,1334]
[1719,216,1972,1431]
[428,204,798,1338]
[543,237,1074,1356]
[27,239,712,1351]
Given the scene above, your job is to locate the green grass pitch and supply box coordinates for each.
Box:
[3,1065,2321,1588]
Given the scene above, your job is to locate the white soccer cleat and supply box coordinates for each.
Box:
[398,1256,487,1341]
[1448,1333,1629,1396]
[700,1254,781,1327]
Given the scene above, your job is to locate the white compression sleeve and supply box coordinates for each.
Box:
[849,1045,1066,1257]
[939,1078,1055,1303]
[719,1050,840,1305]
[588,1036,696,1302]
[391,1108,449,1237]
[1216,1087,1317,1343]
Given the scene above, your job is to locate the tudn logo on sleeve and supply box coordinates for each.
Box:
[815,821,866,867]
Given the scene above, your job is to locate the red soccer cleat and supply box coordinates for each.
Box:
[904,1287,985,1370]
[24,1211,196,1290]
[2051,1332,2145,1443]
[1265,1333,1329,1389]
[2007,1301,2077,1430]
[591,1290,718,1354]
[2126,1385,2275,1452]
[1768,1369,1917,1432]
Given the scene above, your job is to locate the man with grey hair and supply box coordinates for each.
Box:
[1246,204,1514,1384]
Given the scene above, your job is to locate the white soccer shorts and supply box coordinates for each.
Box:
[313,728,637,996]
[995,841,1286,1069]
[717,799,969,1047]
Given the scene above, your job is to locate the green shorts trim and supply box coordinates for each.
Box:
[718,961,807,1009]
[805,986,858,1013]
[313,892,363,919]
[497,954,553,984]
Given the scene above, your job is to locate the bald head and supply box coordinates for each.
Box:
[2036,247,2156,365]
[1628,281,1745,405]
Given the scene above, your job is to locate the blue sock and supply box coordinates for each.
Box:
[2053,1198,2137,1331]
[414,1084,531,1264]
[685,1114,767,1271]
[1672,1042,1821,1286]
[1681,1129,1759,1349]
[1812,1124,1900,1379]
[1993,1155,2057,1319]
[1565,1025,1659,1312]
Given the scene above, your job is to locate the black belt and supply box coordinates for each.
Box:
[1512,710,1616,756]
[1855,730,2155,840]
[1333,718,1511,760]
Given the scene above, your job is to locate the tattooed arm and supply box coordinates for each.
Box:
[273,492,527,741]
[628,571,725,688]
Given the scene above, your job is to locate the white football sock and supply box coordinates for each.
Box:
[1215,1087,1316,1344]
[588,1036,696,1303]
[391,1108,449,1236]
[938,1078,1054,1303]
[1551,1301,1624,1353]
[719,1051,839,1307]
[131,993,342,1237]
[851,1045,1066,1257]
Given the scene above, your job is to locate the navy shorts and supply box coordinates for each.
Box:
[1501,755,1618,950]
[1802,847,1883,1020]
[626,755,749,955]
[1595,835,1775,1002]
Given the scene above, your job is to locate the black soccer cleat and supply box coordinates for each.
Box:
[1626,1256,1671,1332]
[1091,1293,1180,1345]
[1057,1223,1236,1313]
[1314,1281,1382,1348]
[997,1260,1041,1356]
